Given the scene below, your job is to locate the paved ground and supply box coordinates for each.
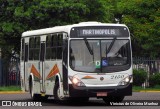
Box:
[0,92,160,109]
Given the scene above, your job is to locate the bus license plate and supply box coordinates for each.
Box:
[97,92,107,96]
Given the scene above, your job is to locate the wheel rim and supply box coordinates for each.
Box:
[57,87,61,100]
[31,82,34,98]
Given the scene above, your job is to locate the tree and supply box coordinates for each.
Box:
[116,0,160,58]
[0,0,25,60]
[0,0,114,59]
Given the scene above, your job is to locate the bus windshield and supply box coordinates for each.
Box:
[70,39,131,73]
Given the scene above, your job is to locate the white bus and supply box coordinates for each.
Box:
[20,22,132,103]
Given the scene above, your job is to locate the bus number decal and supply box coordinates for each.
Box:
[111,75,124,79]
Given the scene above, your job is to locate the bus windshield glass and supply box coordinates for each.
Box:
[70,39,131,73]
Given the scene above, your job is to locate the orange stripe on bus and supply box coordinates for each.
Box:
[30,65,41,79]
[82,76,96,79]
[46,64,59,80]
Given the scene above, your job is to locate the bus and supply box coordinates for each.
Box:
[20,22,132,103]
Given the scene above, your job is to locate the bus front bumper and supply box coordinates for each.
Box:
[69,83,132,97]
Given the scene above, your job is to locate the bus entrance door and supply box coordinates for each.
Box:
[40,42,45,93]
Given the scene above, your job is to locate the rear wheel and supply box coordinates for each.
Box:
[29,79,40,101]
[29,78,48,101]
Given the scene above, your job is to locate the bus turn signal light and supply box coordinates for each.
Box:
[69,76,86,87]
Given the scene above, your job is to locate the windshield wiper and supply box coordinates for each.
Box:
[106,36,117,55]
[84,38,93,55]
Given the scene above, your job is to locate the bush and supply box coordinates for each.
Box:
[133,69,147,86]
[149,73,160,87]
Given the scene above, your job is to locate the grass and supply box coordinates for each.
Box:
[133,85,160,92]
[0,86,21,91]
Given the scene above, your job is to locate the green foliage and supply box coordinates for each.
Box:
[149,73,160,87]
[133,85,160,92]
[1,0,160,60]
[116,0,160,58]
[0,0,113,59]
[133,69,147,86]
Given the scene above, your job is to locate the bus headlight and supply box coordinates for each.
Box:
[118,75,132,86]
[69,76,85,87]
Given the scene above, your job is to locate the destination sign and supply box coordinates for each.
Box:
[80,29,119,36]
[70,26,129,38]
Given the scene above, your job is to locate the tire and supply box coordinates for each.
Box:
[29,79,39,101]
[29,79,48,101]
[54,82,64,101]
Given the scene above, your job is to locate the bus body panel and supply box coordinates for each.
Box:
[20,61,25,91]
[68,67,132,97]
[43,60,62,95]
[20,22,132,101]
[44,61,56,95]
[28,61,41,93]
[68,83,132,97]
[68,67,132,85]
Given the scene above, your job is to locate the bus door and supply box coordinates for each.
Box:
[40,42,45,93]
[24,43,29,91]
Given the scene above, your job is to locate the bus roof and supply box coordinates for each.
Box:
[22,22,127,37]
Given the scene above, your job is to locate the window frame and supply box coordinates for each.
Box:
[45,33,63,60]
[29,36,40,60]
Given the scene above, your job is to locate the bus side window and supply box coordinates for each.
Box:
[52,34,57,60]
[21,39,24,61]
[25,44,28,62]
[46,34,56,60]
[57,33,63,59]
[29,37,40,60]
[34,37,40,60]
[46,35,52,60]
[29,37,34,60]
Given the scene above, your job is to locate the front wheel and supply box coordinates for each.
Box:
[54,82,65,101]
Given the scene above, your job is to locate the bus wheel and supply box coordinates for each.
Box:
[29,79,41,101]
[103,96,124,104]
[54,82,64,101]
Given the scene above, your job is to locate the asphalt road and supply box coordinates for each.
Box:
[0,92,160,109]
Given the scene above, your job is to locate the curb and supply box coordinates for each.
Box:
[0,91,27,94]
[139,91,160,92]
